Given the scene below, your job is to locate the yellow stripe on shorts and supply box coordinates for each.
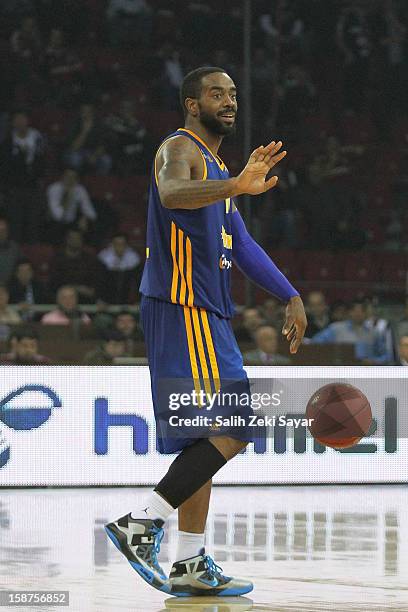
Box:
[191,307,212,399]
[183,306,202,405]
[200,309,221,393]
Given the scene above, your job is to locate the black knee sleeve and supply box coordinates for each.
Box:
[154,439,227,509]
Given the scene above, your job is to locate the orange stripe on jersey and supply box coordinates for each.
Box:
[200,309,221,393]
[185,237,194,307]
[178,128,226,172]
[170,222,179,303]
[155,131,207,184]
[191,307,212,398]
[178,228,187,305]
[183,306,202,404]
[199,148,208,180]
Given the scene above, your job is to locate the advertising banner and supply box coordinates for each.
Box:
[0,366,406,485]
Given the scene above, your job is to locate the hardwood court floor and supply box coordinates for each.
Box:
[0,486,407,611]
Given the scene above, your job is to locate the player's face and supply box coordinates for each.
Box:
[197,73,237,136]
[17,338,38,359]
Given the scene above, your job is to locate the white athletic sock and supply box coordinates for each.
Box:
[132,491,175,523]
[175,530,205,562]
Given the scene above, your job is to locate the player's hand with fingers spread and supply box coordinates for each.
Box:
[233,140,287,196]
[282,296,307,354]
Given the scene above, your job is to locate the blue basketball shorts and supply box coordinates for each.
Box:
[140,295,254,454]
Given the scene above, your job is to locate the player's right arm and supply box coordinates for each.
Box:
[157,136,286,210]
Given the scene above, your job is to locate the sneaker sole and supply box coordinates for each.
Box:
[105,523,170,594]
[171,584,254,597]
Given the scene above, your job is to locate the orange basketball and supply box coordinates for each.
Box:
[306,383,372,449]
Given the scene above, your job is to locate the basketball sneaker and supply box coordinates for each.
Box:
[169,548,253,597]
[105,513,170,593]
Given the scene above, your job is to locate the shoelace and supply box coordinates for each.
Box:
[203,555,224,579]
[138,525,164,570]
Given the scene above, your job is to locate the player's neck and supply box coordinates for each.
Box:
[183,122,223,156]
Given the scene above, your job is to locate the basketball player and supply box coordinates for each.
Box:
[105,67,307,597]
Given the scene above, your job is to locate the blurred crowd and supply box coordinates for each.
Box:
[1,288,408,366]
[0,1,407,365]
[238,291,408,366]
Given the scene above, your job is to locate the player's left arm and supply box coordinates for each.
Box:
[231,207,307,354]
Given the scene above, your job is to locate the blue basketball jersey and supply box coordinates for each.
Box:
[139,128,235,318]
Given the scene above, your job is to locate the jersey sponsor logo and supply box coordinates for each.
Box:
[221,225,232,249]
[219,254,232,270]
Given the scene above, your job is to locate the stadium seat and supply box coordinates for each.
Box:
[21,244,55,283]
[339,114,375,145]
[341,252,378,283]
[82,175,123,207]
[142,111,182,138]
[379,252,408,289]
[302,251,342,283]
[268,250,302,282]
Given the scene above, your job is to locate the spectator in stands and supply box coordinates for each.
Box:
[336,5,372,112]
[0,218,21,285]
[160,45,184,110]
[0,111,45,241]
[83,329,126,365]
[104,99,152,175]
[10,15,42,63]
[330,300,348,323]
[98,233,141,304]
[396,298,408,340]
[395,335,408,366]
[46,169,97,244]
[0,327,51,364]
[311,299,393,364]
[41,285,90,325]
[0,1,34,24]
[243,325,291,366]
[0,286,22,325]
[42,28,83,108]
[50,228,101,302]
[64,103,112,175]
[106,0,153,47]
[114,311,143,355]
[261,297,284,328]
[234,307,266,343]
[8,259,48,319]
[365,295,396,364]
[304,291,330,338]
[278,64,316,131]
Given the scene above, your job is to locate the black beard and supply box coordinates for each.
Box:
[198,107,236,137]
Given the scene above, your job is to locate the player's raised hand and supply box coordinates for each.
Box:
[233,141,287,196]
[282,296,307,354]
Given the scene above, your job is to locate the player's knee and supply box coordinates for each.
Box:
[210,437,248,461]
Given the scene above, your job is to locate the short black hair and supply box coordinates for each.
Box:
[350,299,366,309]
[180,66,227,116]
[112,232,128,241]
[116,310,136,320]
[16,258,32,267]
[102,329,125,343]
[15,327,38,342]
